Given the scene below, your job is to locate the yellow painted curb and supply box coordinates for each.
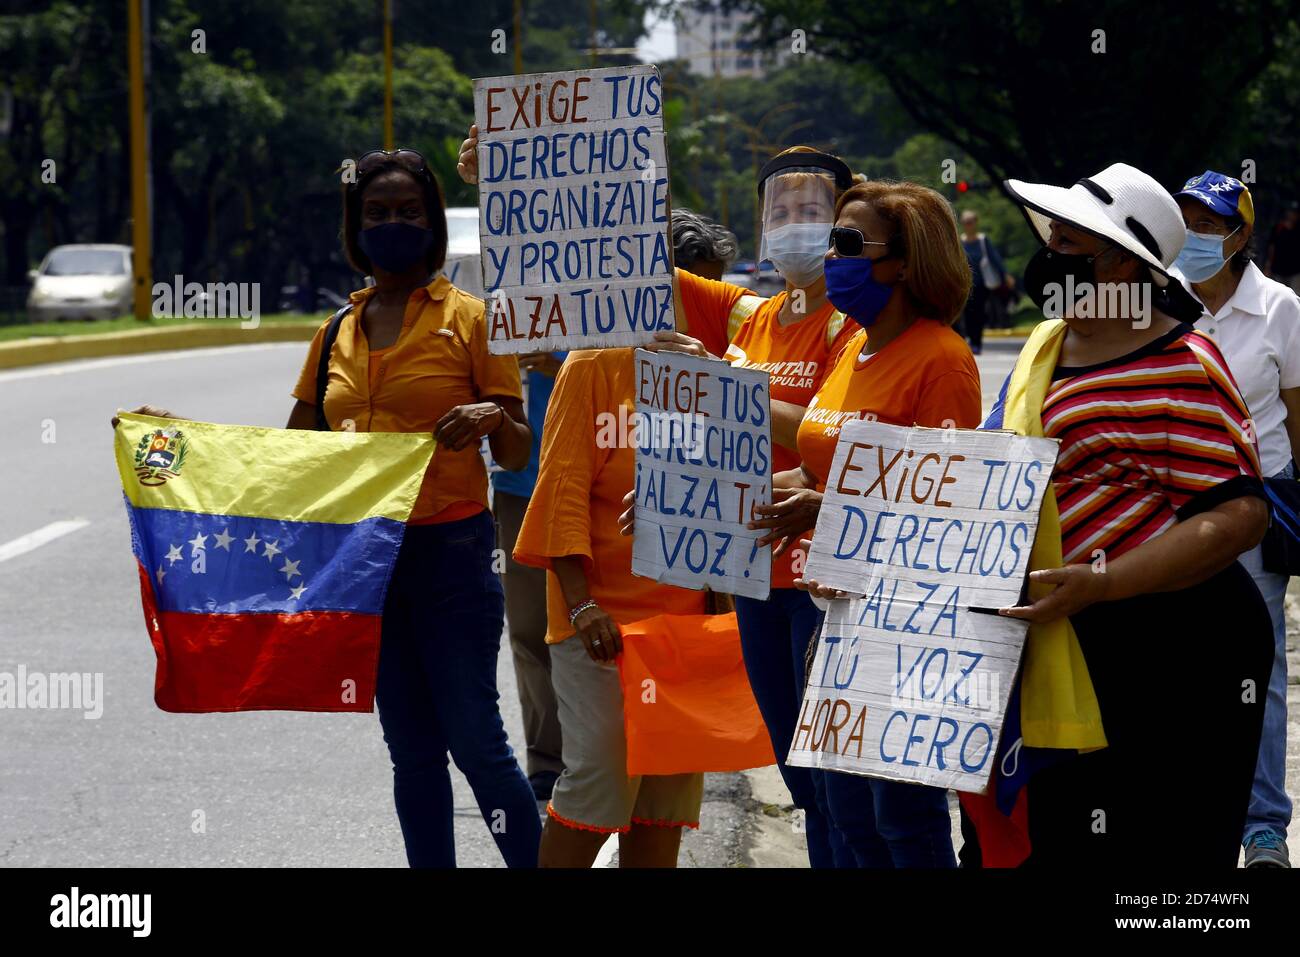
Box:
[0,322,319,370]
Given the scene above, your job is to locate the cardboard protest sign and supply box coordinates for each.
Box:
[630,349,772,600]
[474,65,675,354]
[787,420,1059,793]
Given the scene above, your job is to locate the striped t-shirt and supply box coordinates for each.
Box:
[1042,325,1262,564]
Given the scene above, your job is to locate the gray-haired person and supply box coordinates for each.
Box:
[672,207,739,280]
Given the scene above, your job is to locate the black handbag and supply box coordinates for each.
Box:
[313,303,353,431]
[1260,476,1300,576]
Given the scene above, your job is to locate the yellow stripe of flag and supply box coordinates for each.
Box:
[114,413,435,525]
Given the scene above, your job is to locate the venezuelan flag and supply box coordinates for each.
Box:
[114,413,434,713]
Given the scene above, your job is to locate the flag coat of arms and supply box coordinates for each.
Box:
[114,413,434,713]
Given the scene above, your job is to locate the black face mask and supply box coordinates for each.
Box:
[1023,246,1099,314]
[358,222,434,275]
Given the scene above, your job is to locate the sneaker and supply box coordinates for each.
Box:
[1243,830,1291,868]
[528,770,560,802]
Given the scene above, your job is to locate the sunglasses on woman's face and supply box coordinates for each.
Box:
[356,148,432,179]
[829,226,893,258]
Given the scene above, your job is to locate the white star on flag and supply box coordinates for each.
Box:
[280,558,301,581]
[264,539,281,562]
[189,532,208,553]
[288,584,307,601]
[244,532,261,553]
[155,565,166,585]
[165,543,183,565]
[213,528,234,550]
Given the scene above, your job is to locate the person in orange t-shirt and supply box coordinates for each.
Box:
[664,150,865,869]
[514,334,726,867]
[751,180,981,869]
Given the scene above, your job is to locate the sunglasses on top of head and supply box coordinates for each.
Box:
[829,226,895,260]
[354,148,433,181]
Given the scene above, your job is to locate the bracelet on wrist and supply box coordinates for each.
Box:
[568,599,598,626]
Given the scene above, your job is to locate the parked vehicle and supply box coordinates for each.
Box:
[27,244,132,322]
[441,207,483,297]
[721,259,783,295]
[277,285,351,313]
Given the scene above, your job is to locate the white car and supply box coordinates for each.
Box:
[441,207,483,298]
[28,244,133,322]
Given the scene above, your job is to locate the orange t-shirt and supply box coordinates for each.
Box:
[293,276,522,523]
[722,293,856,587]
[512,348,707,644]
[675,267,748,357]
[797,319,983,488]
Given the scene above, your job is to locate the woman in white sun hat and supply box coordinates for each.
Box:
[961,163,1274,868]
[1169,170,1300,868]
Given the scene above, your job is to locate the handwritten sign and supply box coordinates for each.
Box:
[474,66,675,354]
[787,420,1059,792]
[631,350,772,600]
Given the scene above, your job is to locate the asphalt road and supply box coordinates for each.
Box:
[0,336,1021,868]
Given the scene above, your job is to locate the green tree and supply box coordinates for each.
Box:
[740,0,1300,191]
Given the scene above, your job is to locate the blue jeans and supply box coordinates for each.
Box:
[822,770,957,868]
[1239,465,1294,842]
[376,510,541,867]
[735,589,851,868]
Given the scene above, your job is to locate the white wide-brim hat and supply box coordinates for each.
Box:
[1004,163,1186,288]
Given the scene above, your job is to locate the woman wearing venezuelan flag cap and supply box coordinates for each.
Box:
[963,162,1273,868]
[1169,170,1300,868]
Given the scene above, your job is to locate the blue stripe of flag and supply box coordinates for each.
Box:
[127,503,405,615]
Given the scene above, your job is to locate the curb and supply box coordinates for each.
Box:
[0,322,320,371]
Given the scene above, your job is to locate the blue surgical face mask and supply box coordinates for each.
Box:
[824,254,896,328]
[764,222,831,288]
[1173,227,1238,283]
[358,221,434,275]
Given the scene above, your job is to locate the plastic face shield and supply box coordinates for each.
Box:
[758,166,838,266]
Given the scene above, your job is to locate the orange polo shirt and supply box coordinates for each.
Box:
[797,319,982,488]
[722,293,856,587]
[513,348,707,644]
[293,276,522,523]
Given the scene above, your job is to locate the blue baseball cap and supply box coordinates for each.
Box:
[1175,170,1255,226]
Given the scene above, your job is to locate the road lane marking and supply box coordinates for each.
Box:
[0,342,302,384]
[0,519,91,563]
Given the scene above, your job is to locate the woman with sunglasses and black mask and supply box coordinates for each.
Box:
[750,180,982,867]
[118,149,542,868]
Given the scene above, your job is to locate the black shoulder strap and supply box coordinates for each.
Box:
[315,303,353,431]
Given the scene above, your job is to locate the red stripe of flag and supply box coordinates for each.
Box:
[135,560,381,713]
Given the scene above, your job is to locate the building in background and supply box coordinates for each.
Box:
[674,2,790,78]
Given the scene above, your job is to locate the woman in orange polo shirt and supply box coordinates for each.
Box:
[752,180,982,867]
[291,150,540,868]
[117,151,542,868]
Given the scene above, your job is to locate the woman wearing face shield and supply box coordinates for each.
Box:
[1169,171,1300,868]
[620,147,866,867]
[960,163,1272,868]
[459,124,867,865]
[690,149,864,868]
